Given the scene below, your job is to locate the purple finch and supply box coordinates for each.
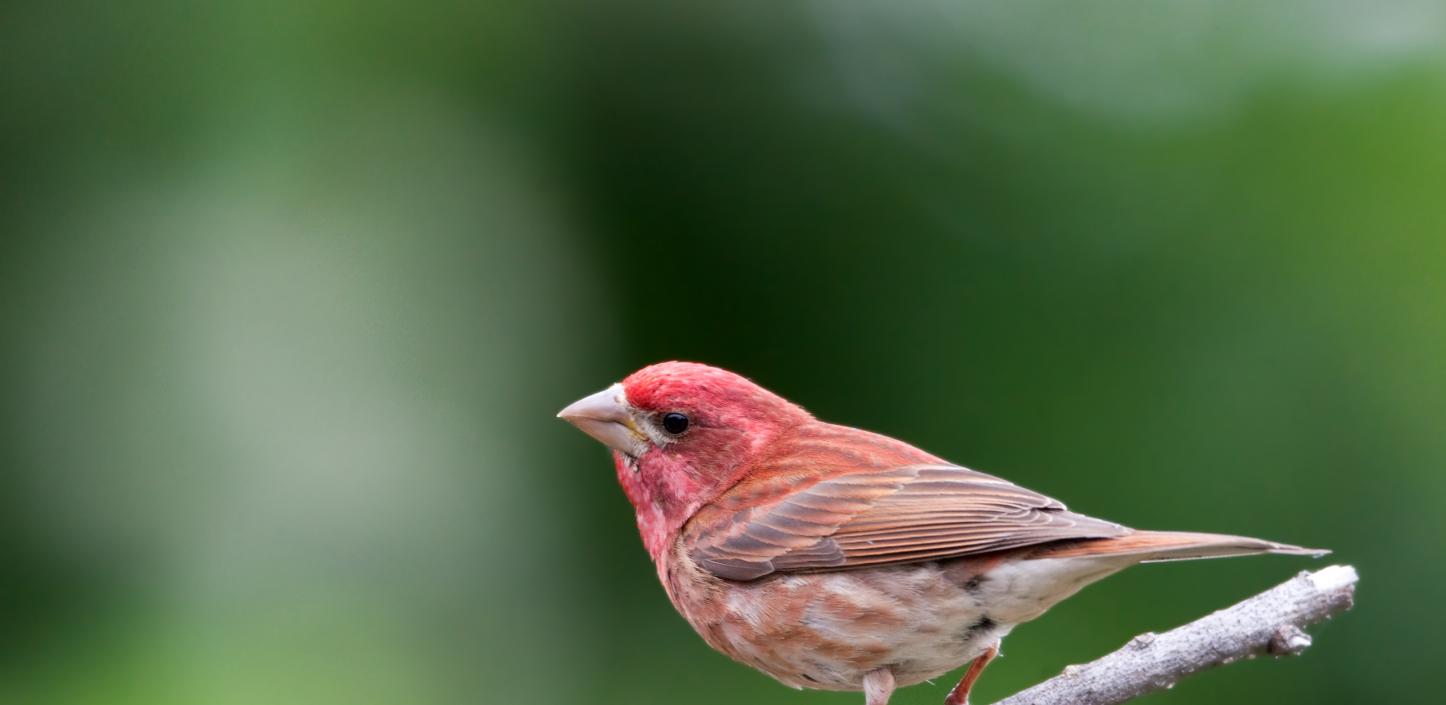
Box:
[559,362,1325,705]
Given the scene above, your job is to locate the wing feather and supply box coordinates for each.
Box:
[687,460,1129,581]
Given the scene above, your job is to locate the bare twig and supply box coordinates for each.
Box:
[991,565,1358,705]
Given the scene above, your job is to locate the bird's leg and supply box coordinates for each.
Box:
[863,668,896,705]
[943,641,999,705]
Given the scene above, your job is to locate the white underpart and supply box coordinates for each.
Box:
[976,556,1132,625]
[726,590,769,629]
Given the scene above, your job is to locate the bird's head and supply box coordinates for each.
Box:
[558,361,811,558]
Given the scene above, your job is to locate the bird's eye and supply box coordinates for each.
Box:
[661,412,690,434]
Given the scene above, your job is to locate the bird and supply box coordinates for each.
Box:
[557,361,1325,705]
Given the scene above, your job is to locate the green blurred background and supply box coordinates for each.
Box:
[3,1,1443,704]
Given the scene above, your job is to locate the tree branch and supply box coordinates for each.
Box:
[991,564,1358,705]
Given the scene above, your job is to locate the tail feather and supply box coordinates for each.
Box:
[1031,530,1329,563]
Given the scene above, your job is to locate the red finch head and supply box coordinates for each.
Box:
[558,362,810,558]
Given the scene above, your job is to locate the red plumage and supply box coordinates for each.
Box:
[559,362,1325,705]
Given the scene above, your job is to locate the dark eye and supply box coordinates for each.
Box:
[661,412,690,434]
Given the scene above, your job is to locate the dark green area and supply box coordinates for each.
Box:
[3,2,1442,704]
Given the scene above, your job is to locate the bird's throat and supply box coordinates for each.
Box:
[613,450,710,562]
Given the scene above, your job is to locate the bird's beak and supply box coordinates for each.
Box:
[557,383,649,458]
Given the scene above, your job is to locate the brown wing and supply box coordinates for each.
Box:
[686,463,1130,581]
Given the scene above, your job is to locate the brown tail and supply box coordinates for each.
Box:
[1032,530,1329,563]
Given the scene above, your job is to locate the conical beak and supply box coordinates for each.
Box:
[557,383,649,457]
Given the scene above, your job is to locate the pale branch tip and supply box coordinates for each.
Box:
[988,564,1358,705]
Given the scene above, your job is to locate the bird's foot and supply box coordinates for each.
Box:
[944,641,999,705]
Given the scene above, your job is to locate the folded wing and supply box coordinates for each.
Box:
[687,463,1131,581]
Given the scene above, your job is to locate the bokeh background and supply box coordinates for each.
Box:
[3,1,1444,704]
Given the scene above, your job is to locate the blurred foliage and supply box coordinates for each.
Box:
[2,1,1444,704]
